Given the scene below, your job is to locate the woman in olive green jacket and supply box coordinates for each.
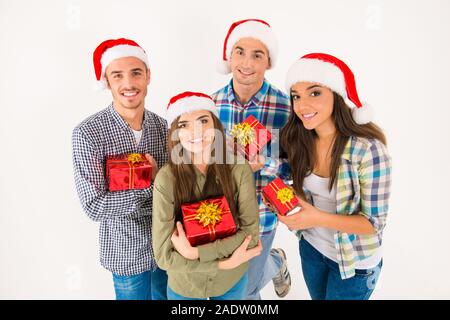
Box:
[152,91,261,300]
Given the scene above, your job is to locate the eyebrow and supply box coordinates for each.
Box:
[109,68,144,75]
[234,46,266,55]
[291,85,322,94]
[178,115,210,125]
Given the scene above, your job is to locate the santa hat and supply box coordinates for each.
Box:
[217,19,278,74]
[285,53,373,124]
[93,38,149,90]
[166,91,218,126]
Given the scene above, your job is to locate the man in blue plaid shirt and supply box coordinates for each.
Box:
[72,38,168,300]
[212,19,292,299]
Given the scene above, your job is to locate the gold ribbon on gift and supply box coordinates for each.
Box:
[269,182,296,210]
[230,122,256,147]
[127,153,144,164]
[184,201,230,242]
[276,187,294,205]
[127,153,144,188]
[195,202,223,227]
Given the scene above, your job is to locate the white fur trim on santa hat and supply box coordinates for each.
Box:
[166,96,218,126]
[217,61,231,74]
[285,58,346,97]
[352,102,374,124]
[218,21,278,74]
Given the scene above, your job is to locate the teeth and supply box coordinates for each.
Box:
[303,113,317,119]
[122,91,137,97]
[190,138,203,143]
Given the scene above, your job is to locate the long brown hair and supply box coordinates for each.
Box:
[280,92,387,197]
[168,112,237,223]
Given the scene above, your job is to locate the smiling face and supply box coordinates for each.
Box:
[290,82,335,132]
[177,110,216,155]
[105,56,150,111]
[228,37,270,87]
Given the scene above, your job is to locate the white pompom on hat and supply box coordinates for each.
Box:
[285,53,373,124]
[217,19,278,74]
[166,91,218,126]
[93,38,149,90]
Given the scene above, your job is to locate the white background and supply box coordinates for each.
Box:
[1,0,449,299]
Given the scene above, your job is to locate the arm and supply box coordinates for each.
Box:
[151,171,219,274]
[277,141,392,235]
[196,164,260,262]
[357,140,392,234]
[72,128,147,222]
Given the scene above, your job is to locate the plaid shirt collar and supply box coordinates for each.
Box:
[108,103,151,131]
[226,79,270,108]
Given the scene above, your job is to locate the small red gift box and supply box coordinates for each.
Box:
[230,115,272,160]
[181,196,237,247]
[262,178,300,216]
[106,153,152,191]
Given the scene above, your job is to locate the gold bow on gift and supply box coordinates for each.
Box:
[127,153,144,165]
[276,187,294,205]
[195,202,223,227]
[230,122,256,147]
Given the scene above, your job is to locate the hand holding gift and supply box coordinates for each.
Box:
[262,177,301,216]
[171,221,199,260]
[276,196,322,231]
[106,153,152,191]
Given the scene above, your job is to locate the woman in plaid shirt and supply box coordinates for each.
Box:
[277,53,392,300]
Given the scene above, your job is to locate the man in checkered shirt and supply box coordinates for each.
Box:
[72,38,168,300]
[212,20,292,299]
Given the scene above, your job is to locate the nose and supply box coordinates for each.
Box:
[241,55,253,69]
[122,74,135,88]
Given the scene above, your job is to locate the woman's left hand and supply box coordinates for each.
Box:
[277,197,323,231]
[171,221,199,260]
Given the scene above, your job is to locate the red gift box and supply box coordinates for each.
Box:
[230,115,272,160]
[181,196,237,247]
[262,178,300,216]
[106,153,152,191]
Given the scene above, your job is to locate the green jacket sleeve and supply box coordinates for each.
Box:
[152,168,219,274]
[197,164,260,263]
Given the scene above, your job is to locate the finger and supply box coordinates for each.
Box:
[277,213,287,224]
[240,235,252,248]
[176,221,185,235]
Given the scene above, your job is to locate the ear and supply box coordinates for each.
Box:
[267,57,272,70]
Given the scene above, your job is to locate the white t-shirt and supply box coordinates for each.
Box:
[302,173,382,270]
[132,128,143,146]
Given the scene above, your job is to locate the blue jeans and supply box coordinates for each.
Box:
[112,267,168,300]
[246,228,283,300]
[167,272,248,300]
[299,237,382,300]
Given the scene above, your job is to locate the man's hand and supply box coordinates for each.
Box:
[248,154,265,172]
[145,154,159,180]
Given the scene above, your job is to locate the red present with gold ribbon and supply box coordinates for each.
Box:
[230,115,272,160]
[106,153,152,191]
[181,196,237,247]
[262,178,300,216]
